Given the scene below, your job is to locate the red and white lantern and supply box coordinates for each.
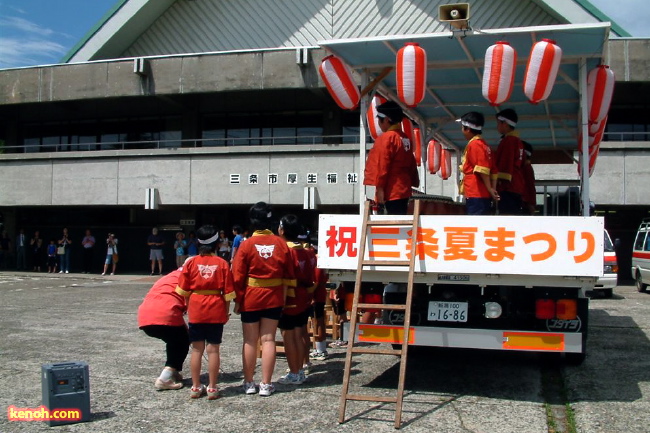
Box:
[523,39,563,104]
[438,148,453,180]
[401,117,415,150]
[587,65,615,125]
[427,139,442,174]
[578,141,600,178]
[413,127,422,166]
[396,42,427,107]
[482,41,517,106]
[319,55,360,110]
[366,94,387,140]
[590,115,608,143]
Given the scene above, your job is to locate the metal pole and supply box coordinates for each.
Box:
[579,58,590,216]
[359,70,369,215]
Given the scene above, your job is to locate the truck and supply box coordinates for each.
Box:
[318,200,603,365]
[315,22,610,365]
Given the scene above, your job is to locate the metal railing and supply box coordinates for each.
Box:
[0,135,363,154]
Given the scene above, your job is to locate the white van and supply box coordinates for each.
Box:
[631,218,650,293]
[594,229,617,298]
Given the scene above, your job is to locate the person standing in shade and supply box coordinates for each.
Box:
[58,227,72,273]
[148,227,165,275]
[15,228,27,270]
[363,100,420,215]
[230,225,243,265]
[186,231,198,258]
[30,230,44,272]
[493,109,525,215]
[81,229,96,274]
[174,232,187,269]
[102,233,118,276]
[0,230,11,270]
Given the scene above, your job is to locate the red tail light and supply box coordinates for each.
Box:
[535,299,555,319]
[556,299,578,320]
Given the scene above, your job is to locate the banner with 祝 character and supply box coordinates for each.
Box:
[317,215,604,277]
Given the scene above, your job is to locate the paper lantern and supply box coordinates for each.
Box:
[588,115,607,136]
[413,127,422,166]
[366,94,387,140]
[401,117,415,151]
[396,42,427,107]
[578,141,600,178]
[482,41,517,106]
[319,55,360,110]
[438,148,453,180]
[427,139,442,174]
[587,65,615,125]
[523,39,562,104]
[590,116,608,143]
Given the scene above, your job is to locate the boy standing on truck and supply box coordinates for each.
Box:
[493,109,525,215]
[457,112,499,215]
[364,100,420,215]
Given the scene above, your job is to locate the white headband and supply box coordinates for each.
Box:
[497,115,517,127]
[198,233,220,245]
[456,118,482,131]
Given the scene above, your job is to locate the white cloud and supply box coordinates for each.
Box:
[0,16,55,36]
[0,37,66,68]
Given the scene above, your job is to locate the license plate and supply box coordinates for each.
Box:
[428,301,468,322]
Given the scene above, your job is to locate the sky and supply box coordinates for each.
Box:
[0,0,649,69]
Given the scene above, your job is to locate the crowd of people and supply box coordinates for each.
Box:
[138,202,329,398]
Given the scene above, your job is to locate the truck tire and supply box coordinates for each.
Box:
[636,272,648,293]
[602,288,613,298]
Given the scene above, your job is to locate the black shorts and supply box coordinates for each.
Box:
[331,298,346,316]
[278,310,309,330]
[240,306,283,324]
[188,323,224,344]
[313,302,325,319]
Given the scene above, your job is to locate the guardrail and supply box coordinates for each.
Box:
[0,135,363,154]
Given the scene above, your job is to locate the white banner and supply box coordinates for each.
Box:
[318,215,604,277]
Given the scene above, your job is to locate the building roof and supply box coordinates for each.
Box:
[62,0,630,63]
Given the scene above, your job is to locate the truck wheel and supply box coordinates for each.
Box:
[636,272,648,293]
[602,288,613,298]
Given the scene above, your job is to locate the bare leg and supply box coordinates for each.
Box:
[190,341,205,389]
[206,343,220,389]
[241,321,260,383]
[259,317,278,384]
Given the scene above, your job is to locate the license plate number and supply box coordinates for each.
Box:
[428,301,468,322]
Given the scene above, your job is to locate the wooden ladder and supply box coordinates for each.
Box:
[338,198,421,429]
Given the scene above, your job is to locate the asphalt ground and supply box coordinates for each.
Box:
[0,272,648,433]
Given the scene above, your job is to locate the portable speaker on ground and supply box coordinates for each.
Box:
[41,362,91,427]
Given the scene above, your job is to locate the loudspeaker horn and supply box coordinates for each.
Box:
[438,3,470,30]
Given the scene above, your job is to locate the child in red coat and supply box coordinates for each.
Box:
[175,225,235,400]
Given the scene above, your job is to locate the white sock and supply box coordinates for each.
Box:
[316,341,327,353]
[159,368,174,381]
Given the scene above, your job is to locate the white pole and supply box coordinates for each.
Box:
[358,70,369,215]
[579,58,590,216]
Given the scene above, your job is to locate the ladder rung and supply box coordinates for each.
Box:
[357,303,406,311]
[350,347,402,356]
[367,219,413,226]
[345,394,398,403]
[361,260,410,267]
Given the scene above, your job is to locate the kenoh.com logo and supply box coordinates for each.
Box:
[7,405,81,422]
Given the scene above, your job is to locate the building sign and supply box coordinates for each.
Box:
[230,174,240,184]
[318,214,604,277]
[268,173,279,185]
[307,173,318,184]
[287,173,298,184]
[248,174,259,184]
[347,173,358,184]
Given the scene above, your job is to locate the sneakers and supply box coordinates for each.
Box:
[258,382,275,396]
[154,378,183,390]
[278,372,305,385]
[207,387,219,400]
[328,340,348,349]
[190,384,206,398]
[310,351,329,361]
[243,381,257,395]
